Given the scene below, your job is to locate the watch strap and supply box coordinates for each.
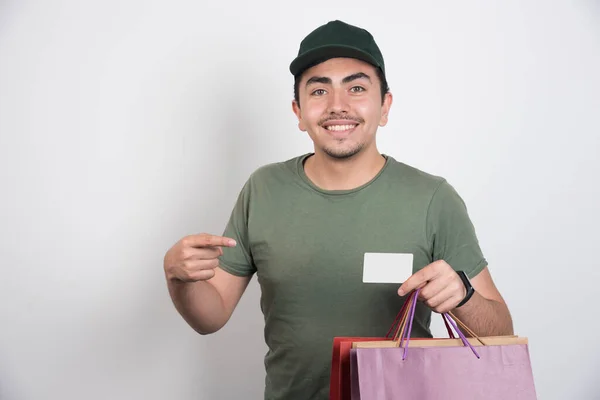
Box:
[456,270,475,308]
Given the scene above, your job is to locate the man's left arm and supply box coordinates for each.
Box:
[398,262,514,336]
[398,179,514,337]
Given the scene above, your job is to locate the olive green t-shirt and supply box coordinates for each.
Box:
[219,153,487,400]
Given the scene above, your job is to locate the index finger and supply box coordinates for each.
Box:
[184,234,237,248]
[398,267,434,296]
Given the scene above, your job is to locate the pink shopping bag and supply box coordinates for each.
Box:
[351,289,538,400]
[331,290,457,400]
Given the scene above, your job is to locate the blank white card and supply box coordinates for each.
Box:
[362,253,414,283]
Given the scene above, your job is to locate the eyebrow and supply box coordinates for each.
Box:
[305,72,372,87]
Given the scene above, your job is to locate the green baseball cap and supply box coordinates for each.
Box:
[289,20,385,77]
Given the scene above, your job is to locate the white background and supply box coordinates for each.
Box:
[1,1,599,399]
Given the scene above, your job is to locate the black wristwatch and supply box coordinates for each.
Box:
[456,271,475,308]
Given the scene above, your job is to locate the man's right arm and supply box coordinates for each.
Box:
[164,234,252,335]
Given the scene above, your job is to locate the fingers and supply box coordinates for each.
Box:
[165,232,234,283]
[182,246,223,260]
[435,295,464,314]
[183,233,237,248]
[423,287,455,312]
[398,260,466,313]
[183,258,220,271]
[398,262,439,296]
[176,258,220,282]
[193,269,216,281]
[183,267,217,282]
[418,276,448,302]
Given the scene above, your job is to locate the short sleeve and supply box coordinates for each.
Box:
[218,178,257,277]
[426,180,487,279]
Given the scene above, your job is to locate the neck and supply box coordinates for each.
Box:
[304,147,386,191]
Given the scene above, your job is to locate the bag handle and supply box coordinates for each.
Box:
[390,291,456,341]
[397,289,482,360]
[447,311,486,345]
[391,291,473,342]
[393,290,423,342]
[391,289,482,343]
[387,291,456,343]
[385,292,415,339]
[441,313,457,339]
[392,290,417,341]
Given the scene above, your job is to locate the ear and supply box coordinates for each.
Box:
[378,92,393,127]
[292,100,307,131]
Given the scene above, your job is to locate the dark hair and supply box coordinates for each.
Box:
[294,66,389,107]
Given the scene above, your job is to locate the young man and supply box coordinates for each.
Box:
[163,20,513,400]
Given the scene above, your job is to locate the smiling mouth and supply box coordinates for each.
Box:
[324,124,358,132]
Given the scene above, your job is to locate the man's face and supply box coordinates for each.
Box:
[292,57,392,160]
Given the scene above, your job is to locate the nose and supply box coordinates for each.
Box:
[327,88,349,114]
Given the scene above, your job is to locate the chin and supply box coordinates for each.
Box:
[322,144,364,160]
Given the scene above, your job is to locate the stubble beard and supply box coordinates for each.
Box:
[322,140,365,160]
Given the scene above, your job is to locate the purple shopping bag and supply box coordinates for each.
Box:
[352,289,538,400]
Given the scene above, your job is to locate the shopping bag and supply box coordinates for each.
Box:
[329,299,408,400]
[330,337,389,400]
[351,289,538,400]
[347,290,455,400]
[330,292,457,400]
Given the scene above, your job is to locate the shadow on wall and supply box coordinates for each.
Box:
[0,364,23,400]
[184,73,271,399]
[201,282,266,399]
[583,361,600,399]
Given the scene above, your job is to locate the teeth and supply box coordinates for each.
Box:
[325,124,356,131]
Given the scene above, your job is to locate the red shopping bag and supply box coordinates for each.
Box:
[330,336,389,400]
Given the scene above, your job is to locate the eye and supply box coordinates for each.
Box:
[350,86,365,93]
[311,89,327,96]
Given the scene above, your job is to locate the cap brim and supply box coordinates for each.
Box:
[289,44,382,77]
